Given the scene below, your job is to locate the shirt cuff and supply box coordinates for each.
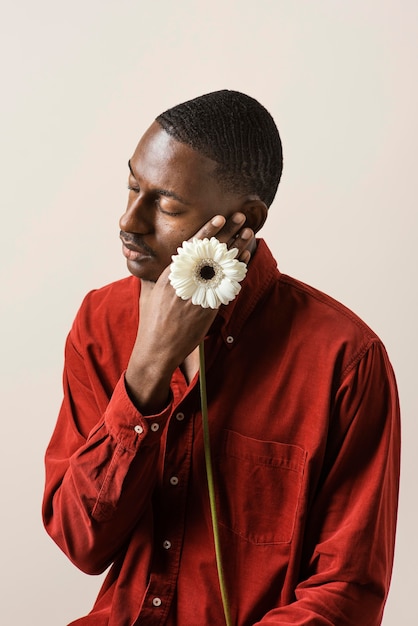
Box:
[104,374,173,451]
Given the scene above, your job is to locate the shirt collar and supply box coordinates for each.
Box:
[216,239,280,347]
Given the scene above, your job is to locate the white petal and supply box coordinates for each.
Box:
[168,236,246,309]
[205,288,220,309]
[172,276,194,288]
[191,284,207,307]
[176,284,196,299]
[219,278,240,300]
[214,287,230,306]
[223,263,247,281]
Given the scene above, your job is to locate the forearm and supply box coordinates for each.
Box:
[43,375,172,573]
[125,352,174,415]
[124,215,255,412]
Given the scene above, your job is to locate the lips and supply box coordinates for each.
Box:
[121,245,145,262]
[120,232,155,260]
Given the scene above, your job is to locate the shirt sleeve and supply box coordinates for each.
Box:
[42,326,173,576]
[254,340,400,626]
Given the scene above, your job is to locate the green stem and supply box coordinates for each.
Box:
[199,340,232,626]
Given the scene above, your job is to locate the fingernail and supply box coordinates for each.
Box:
[232,212,245,224]
[211,215,225,227]
[241,228,252,240]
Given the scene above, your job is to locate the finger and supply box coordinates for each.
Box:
[192,212,248,243]
[239,249,251,264]
[191,213,255,264]
[227,226,253,248]
[192,215,227,240]
[228,227,255,262]
[216,212,246,243]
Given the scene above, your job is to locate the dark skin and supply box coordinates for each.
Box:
[119,121,268,414]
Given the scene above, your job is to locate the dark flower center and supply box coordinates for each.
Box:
[199,265,216,280]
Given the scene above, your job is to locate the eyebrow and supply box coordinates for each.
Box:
[128,160,190,206]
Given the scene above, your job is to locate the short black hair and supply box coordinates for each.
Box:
[156,90,283,207]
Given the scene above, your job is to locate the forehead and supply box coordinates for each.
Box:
[130,121,220,197]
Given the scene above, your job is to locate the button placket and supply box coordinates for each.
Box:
[141,406,193,621]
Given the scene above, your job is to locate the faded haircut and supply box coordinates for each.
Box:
[156,90,283,208]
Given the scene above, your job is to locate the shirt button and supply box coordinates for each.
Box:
[175,412,185,421]
[163,540,172,550]
[150,422,160,432]
[152,597,162,607]
[134,425,143,435]
[226,335,234,344]
[170,476,179,486]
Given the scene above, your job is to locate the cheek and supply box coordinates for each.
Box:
[158,217,203,248]
[152,222,192,267]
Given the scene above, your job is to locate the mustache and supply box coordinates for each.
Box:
[119,231,155,256]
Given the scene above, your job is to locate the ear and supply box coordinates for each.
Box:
[240,198,268,234]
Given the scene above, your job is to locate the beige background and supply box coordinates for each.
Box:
[1,1,416,623]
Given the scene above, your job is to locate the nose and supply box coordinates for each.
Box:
[119,193,153,233]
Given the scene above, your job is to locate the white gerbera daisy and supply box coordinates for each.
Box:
[168,237,247,309]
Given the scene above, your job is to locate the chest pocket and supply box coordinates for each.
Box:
[215,429,306,545]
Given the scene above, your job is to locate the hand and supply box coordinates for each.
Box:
[194,211,255,264]
[125,213,254,414]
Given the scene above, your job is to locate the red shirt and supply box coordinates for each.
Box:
[43,240,400,625]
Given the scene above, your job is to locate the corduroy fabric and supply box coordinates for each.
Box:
[43,240,400,626]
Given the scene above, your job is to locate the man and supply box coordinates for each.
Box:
[43,90,400,625]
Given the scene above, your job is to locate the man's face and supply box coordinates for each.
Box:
[119,121,245,282]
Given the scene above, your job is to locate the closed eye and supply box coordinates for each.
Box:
[156,198,183,217]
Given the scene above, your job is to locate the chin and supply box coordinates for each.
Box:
[126,259,160,283]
